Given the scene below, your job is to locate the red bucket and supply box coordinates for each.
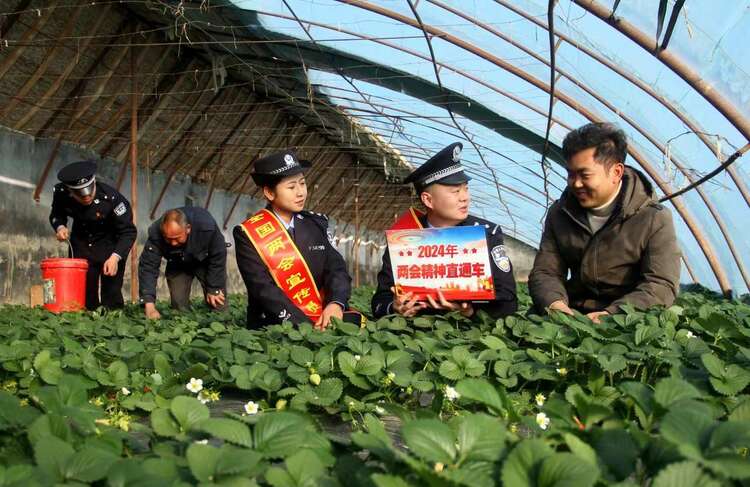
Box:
[40,258,88,313]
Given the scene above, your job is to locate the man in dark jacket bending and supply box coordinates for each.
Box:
[528,123,681,322]
[138,207,228,319]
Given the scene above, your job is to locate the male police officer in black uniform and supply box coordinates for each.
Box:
[233,150,358,329]
[371,142,518,319]
[138,207,228,319]
[49,160,137,310]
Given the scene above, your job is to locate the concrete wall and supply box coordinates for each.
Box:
[0,128,537,305]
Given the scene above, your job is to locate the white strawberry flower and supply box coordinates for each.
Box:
[444,385,461,401]
[186,378,203,394]
[536,412,550,430]
[194,439,208,445]
[686,331,695,339]
[244,401,259,415]
[198,391,210,404]
[121,387,131,396]
[354,355,361,361]
[535,393,546,407]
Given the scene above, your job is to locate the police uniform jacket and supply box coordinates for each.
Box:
[49,181,136,262]
[139,206,227,303]
[233,210,351,327]
[371,214,518,319]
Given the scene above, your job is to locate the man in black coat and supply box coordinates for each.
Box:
[233,150,357,329]
[138,207,227,318]
[49,160,137,309]
[371,143,518,319]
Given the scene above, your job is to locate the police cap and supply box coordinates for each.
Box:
[57,160,97,195]
[251,150,311,187]
[403,142,470,192]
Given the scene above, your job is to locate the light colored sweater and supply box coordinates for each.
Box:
[587,182,622,234]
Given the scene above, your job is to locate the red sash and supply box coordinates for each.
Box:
[240,209,323,321]
[390,207,425,230]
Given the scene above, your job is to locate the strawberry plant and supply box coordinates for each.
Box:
[0,284,748,485]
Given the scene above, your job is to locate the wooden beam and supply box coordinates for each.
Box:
[87,102,129,149]
[155,87,240,175]
[0,3,84,121]
[149,89,239,218]
[112,57,195,163]
[75,30,153,146]
[309,152,351,211]
[14,4,112,131]
[192,93,260,175]
[306,151,348,208]
[136,71,211,166]
[357,172,390,229]
[222,118,284,229]
[0,0,33,36]
[203,101,271,191]
[115,56,196,190]
[0,0,57,81]
[150,87,225,171]
[204,151,221,209]
[101,44,176,158]
[35,19,131,138]
[353,161,360,287]
[129,39,139,302]
[325,170,378,218]
[32,137,63,203]
[63,44,131,139]
[32,84,85,202]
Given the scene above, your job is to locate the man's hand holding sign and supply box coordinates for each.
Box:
[371,143,518,320]
[386,225,495,316]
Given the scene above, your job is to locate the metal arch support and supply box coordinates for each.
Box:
[572,0,750,145]
[246,11,564,209]
[682,254,698,284]
[0,3,85,121]
[336,0,732,294]
[493,0,750,208]
[253,7,568,189]
[427,0,749,290]
[13,5,111,131]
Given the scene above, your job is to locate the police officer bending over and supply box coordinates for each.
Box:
[371,143,518,319]
[49,160,137,310]
[138,207,228,319]
[233,150,362,330]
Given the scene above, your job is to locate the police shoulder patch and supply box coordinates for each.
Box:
[326,230,336,246]
[491,245,511,273]
[114,202,127,216]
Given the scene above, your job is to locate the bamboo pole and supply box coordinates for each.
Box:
[129,36,139,303]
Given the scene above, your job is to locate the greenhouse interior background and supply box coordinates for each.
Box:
[0,0,748,300]
[2,2,750,487]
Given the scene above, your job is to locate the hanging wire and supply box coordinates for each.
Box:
[405,0,517,235]
[660,143,750,203]
[538,0,558,215]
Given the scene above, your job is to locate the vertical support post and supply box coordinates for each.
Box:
[33,136,63,202]
[129,36,139,303]
[204,151,220,209]
[353,159,360,288]
[223,168,254,230]
[33,85,85,202]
